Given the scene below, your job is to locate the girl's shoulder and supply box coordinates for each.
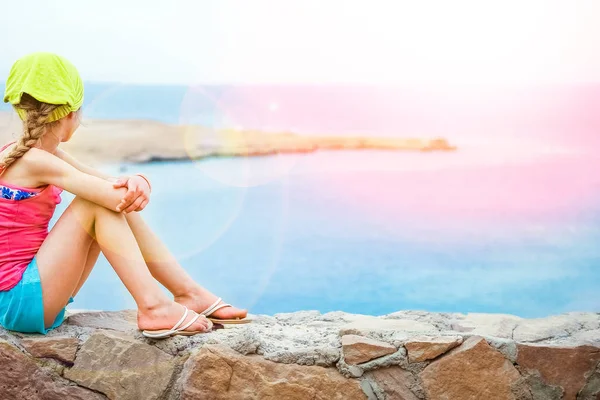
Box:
[19,147,59,170]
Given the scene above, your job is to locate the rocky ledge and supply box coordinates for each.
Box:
[1,310,599,400]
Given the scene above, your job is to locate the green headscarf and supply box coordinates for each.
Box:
[3,52,84,122]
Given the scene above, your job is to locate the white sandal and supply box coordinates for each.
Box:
[200,297,251,325]
[142,306,211,339]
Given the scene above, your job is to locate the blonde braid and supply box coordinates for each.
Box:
[0,94,59,170]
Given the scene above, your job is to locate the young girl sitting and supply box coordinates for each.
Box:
[0,52,248,338]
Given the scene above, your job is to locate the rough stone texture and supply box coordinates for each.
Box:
[342,334,397,365]
[0,339,105,400]
[0,310,598,399]
[578,361,600,400]
[516,344,600,400]
[341,316,439,337]
[405,336,463,363]
[64,330,176,400]
[366,367,422,400]
[485,337,519,363]
[513,313,600,343]
[420,336,523,400]
[66,310,138,332]
[21,336,79,364]
[449,313,522,338]
[573,329,600,346]
[337,347,409,379]
[515,369,564,400]
[178,344,366,400]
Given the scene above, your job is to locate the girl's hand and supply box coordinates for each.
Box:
[113,175,151,213]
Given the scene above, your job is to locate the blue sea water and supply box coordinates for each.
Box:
[2,83,599,317]
[55,150,600,318]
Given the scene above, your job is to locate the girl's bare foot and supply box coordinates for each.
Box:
[174,287,248,320]
[137,301,212,333]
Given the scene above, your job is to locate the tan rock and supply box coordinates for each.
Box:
[366,367,421,400]
[571,329,600,346]
[0,339,104,400]
[179,344,366,400]
[66,310,137,332]
[342,335,397,365]
[64,331,175,400]
[21,337,79,364]
[340,316,438,336]
[449,313,522,338]
[513,314,599,343]
[405,335,462,363]
[516,344,600,400]
[420,336,522,400]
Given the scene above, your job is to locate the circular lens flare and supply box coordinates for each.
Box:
[179,86,300,188]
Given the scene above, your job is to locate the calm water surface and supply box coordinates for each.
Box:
[56,148,600,318]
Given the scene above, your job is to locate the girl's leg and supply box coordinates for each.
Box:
[124,212,247,320]
[36,197,210,332]
[72,240,100,298]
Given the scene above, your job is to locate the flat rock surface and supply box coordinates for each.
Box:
[0,309,598,400]
[405,336,463,363]
[342,334,397,365]
[0,339,105,400]
[366,367,422,400]
[420,337,524,400]
[65,310,138,332]
[64,330,176,400]
[178,344,366,400]
[20,336,79,364]
[516,344,600,400]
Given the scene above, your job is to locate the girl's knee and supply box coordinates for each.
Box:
[71,196,96,209]
[69,197,119,223]
[71,197,116,215]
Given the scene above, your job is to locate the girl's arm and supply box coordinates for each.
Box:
[55,149,150,213]
[25,148,126,212]
[55,149,117,181]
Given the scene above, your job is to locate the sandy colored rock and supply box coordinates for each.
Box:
[178,344,366,400]
[449,313,522,338]
[20,336,79,364]
[513,313,600,343]
[420,336,522,400]
[404,335,463,363]
[64,331,175,400]
[0,339,105,400]
[340,316,438,336]
[66,310,138,332]
[342,335,397,365]
[366,367,421,400]
[571,329,600,346]
[0,309,597,400]
[516,344,600,400]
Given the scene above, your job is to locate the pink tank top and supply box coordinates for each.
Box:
[0,143,62,291]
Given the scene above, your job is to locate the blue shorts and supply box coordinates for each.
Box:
[0,258,73,334]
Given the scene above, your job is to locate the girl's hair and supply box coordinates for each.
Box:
[0,94,60,170]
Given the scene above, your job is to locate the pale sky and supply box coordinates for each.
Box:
[1,0,599,84]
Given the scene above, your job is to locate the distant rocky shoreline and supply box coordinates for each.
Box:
[0,112,456,165]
